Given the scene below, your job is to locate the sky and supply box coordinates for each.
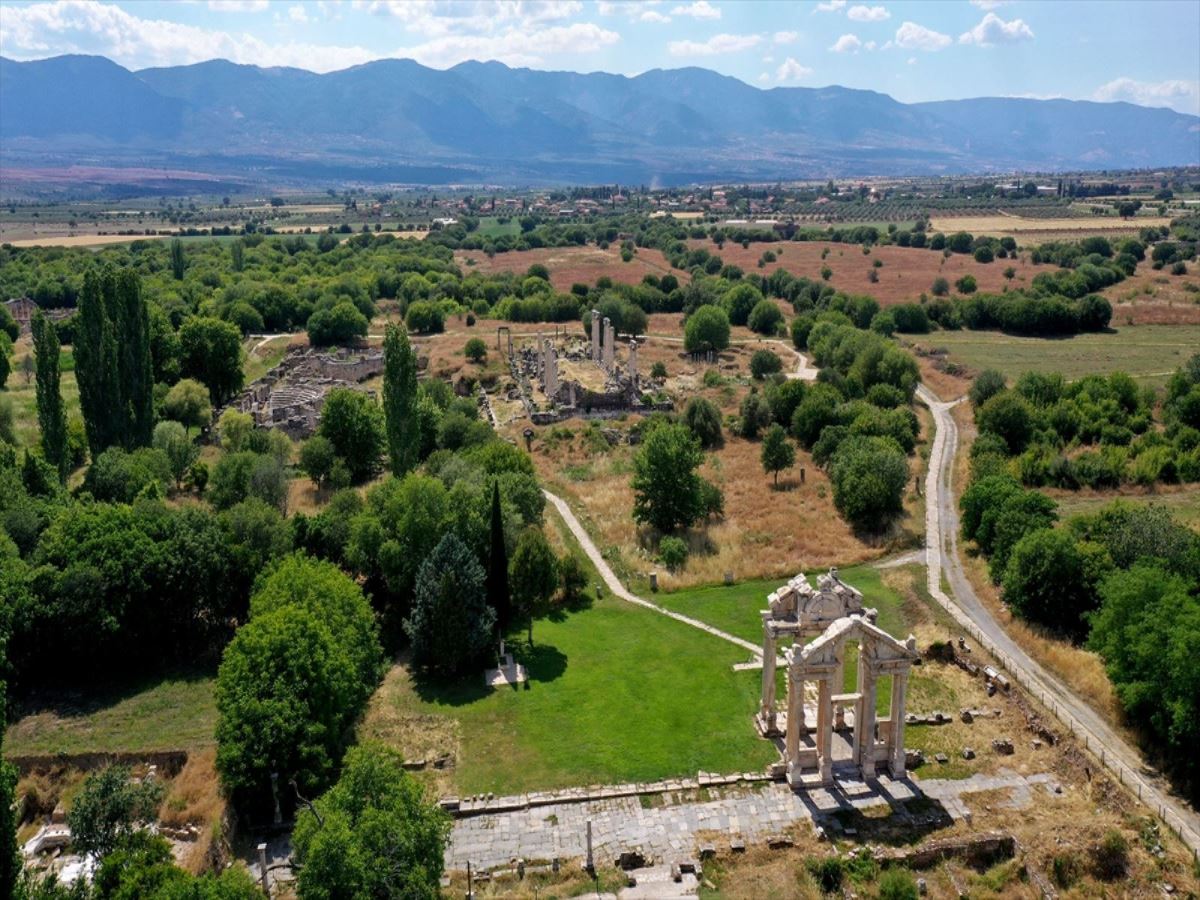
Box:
[1,0,1198,115]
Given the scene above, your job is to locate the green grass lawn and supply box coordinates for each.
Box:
[904,324,1200,386]
[475,216,522,239]
[1051,487,1200,530]
[653,565,906,647]
[4,672,217,756]
[2,363,80,450]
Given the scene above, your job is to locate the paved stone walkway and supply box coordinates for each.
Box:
[544,490,763,657]
[446,769,1060,871]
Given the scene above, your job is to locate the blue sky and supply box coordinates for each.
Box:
[2,0,1198,114]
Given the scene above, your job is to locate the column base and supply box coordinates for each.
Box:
[755,711,782,738]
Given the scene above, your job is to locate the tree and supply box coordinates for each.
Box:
[682,397,723,449]
[405,301,445,334]
[632,423,705,533]
[75,267,154,455]
[31,311,68,479]
[169,238,186,280]
[299,435,336,489]
[91,831,262,898]
[404,533,496,677]
[738,387,772,439]
[969,369,1007,409]
[829,436,908,531]
[722,282,761,325]
[218,408,254,451]
[790,382,842,448]
[684,305,731,353]
[976,390,1035,453]
[486,481,511,634]
[750,349,783,379]
[216,607,360,813]
[747,299,783,335]
[1002,529,1107,638]
[509,527,558,645]
[292,743,450,900]
[319,388,384,483]
[160,378,212,435]
[931,276,950,296]
[152,420,197,489]
[955,274,978,294]
[307,302,369,346]
[180,316,244,405]
[760,424,795,486]
[464,337,488,362]
[383,323,420,476]
[0,655,16,899]
[66,765,164,859]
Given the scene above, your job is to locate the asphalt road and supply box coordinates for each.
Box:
[917,384,1200,855]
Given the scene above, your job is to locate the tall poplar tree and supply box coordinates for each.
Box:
[382,322,420,475]
[75,267,155,455]
[31,310,68,478]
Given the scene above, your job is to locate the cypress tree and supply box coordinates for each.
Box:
[116,268,155,447]
[382,322,420,475]
[170,238,186,280]
[485,481,511,635]
[31,310,68,478]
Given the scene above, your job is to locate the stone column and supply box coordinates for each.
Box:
[591,311,601,362]
[817,676,834,785]
[628,338,639,388]
[603,319,615,369]
[889,672,908,778]
[852,643,865,763]
[759,616,777,732]
[545,342,558,398]
[859,667,878,780]
[785,672,801,773]
[536,332,545,379]
[833,653,846,729]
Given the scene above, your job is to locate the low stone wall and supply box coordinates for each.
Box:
[875,830,1015,870]
[9,749,189,778]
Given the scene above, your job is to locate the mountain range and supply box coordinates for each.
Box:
[1,54,1198,187]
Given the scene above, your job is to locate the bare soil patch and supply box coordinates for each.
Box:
[454,245,686,292]
[689,239,1043,306]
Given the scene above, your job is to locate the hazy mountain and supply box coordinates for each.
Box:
[2,54,1197,185]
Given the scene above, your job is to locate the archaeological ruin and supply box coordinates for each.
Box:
[219,346,390,439]
[498,310,669,425]
[756,569,919,786]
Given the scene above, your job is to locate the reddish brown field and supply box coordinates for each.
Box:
[1103,264,1200,324]
[690,239,1044,305]
[453,245,685,293]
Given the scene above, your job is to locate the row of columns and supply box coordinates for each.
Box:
[588,309,639,388]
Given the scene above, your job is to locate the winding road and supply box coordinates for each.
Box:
[917,385,1200,855]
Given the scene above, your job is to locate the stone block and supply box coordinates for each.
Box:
[991,738,1014,755]
[962,748,976,760]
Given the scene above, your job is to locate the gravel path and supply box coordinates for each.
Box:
[917,384,1200,854]
[543,490,763,657]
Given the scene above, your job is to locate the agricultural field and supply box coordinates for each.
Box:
[687,239,1042,305]
[901,324,1200,386]
[454,244,684,292]
[927,213,1172,242]
[1103,263,1200,324]
[1046,486,1200,531]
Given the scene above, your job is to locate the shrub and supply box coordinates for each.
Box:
[683,397,723,448]
[1091,830,1129,881]
[806,857,844,893]
[955,274,978,294]
[405,300,445,333]
[750,349,783,379]
[747,299,783,335]
[464,337,487,362]
[650,361,668,379]
[974,245,994,263]
[67,766,165,859]
[684,306,731,353]
[829,436,908,532]
[659,535,688,571]
[969,369,1007,408]
[931,276,950,296]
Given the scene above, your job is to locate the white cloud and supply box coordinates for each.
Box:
[757,71,769,83]
[600,1,670,22]
[773,30,798,44]
[207,0,268,10]
[864,39,875,50]
[829,33,861,53]
[668,32,760,56]
[969,0,1012,8]
[776,57,812,82]
[287,4,309,23]
[894,21,951,51]
[639,9,671,22]
[907,56,915,64]
[814,0,846,11]
[847,4,889,22]
[355,1,583,37]
[1094,77,1200,115]
[670,0,720,19]
[0,0,616,72]
[959,12,1033,45]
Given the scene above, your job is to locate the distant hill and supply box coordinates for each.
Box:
[1,54,1197,185]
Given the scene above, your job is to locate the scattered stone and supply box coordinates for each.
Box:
[960,709,973,724]
[935,753,949,764]
[986,682,997,697]
[962,748,976,760]
[617,850,646,870]
[991,738,1014,755]
[671,863,681,883]
[814,827,827,842]
[1031,740,1043,750]
[402,758,426,770]
[905,749,925,768]
[917,877,928,895]
[699,844,716,860]
[730,839,746,854]
[844,828,858,838]
[767,834,794,849]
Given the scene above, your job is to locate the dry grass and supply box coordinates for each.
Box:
[928,214,1172,239]
[157,748,226,873]
[0,232,171,247]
